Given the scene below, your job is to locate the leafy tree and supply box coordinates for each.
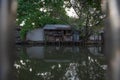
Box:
[67,0,105,41]
[17,0,69,39]
[17,0,104,41]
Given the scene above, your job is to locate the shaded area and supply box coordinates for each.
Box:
[15,45,106,80]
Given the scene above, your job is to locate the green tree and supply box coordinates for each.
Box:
[67,0,105,41]
[17,0,69,39]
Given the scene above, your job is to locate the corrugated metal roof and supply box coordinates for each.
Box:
[43,24,71,30]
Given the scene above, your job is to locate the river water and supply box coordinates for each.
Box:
[15,45,106,80]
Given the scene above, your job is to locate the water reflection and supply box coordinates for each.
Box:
[27,47,44,59]
[15,45,106,80]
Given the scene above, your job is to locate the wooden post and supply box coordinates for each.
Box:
[0,0,17,80]
[103,0,120,80]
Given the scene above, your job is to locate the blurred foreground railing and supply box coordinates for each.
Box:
[102,0,120,80]
[0,0,17,80]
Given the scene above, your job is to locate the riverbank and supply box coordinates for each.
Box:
[16,40,103,46]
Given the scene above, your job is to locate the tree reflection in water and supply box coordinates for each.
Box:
[15,46,106,80]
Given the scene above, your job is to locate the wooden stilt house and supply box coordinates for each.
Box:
[43,24,73,42]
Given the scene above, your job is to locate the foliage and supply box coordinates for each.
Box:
[17,0,69,40]
[67,0,105,40]
[17,0,104,40]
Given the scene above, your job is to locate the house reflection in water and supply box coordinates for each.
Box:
[15,46,106,80]
[25,46,104,61]
[88,46,104,56]
[27,46,44,59]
